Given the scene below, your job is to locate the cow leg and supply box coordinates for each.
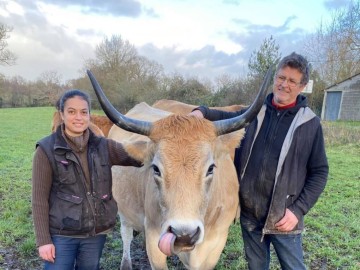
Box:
[182,231,228,270]
[145,229,168,270]
[201,236,227,270]
[120,217,134,270]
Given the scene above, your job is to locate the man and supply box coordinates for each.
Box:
[190,52,328,269]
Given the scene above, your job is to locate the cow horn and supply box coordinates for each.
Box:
[213,65,274,136]
[87,70,152,136]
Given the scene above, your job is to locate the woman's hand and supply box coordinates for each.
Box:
[39,244,55,263]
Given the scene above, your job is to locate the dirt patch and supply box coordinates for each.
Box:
[0,245,41,270]
[101,229,187,270]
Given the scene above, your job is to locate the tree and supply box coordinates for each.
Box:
[244,36,281,103]
[83,35,164,112]
[213,75,250,106]
[161,73,211,105]
[0,24,17,65]
[304,0,360,85]
[36,71,65,106]
[248,35,281,80]
[95,35,138,77]
[307,69,327,116]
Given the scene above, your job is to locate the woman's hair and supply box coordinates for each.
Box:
[276,52,310,85]
[58,89,91,112]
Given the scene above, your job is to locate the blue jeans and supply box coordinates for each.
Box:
[44,235,106,270]
[241,224,306,270]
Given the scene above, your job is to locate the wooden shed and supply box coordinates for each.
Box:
[321,73,360,121]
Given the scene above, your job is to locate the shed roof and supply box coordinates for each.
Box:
[325,72,360,91]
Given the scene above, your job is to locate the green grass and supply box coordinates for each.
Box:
[302,144,360,269]
[0,107,54,269]
[0,107,359,269]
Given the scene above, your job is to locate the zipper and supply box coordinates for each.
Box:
[261,229,265,242]
[260,110,283,241]
[74,153,97,235]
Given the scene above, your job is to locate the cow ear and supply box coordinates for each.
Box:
[214,130,245,161]
[123,140,149,163]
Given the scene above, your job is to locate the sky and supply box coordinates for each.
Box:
[0,0,353,83]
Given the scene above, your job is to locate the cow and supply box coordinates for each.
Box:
[51,111,113,137]
[152,99,246,115]
[87,67,273,270]
[151,101,247,163]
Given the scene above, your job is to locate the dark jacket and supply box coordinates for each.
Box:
[197,94,328,236]
[37,127,117,236]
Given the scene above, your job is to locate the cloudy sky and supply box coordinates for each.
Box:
[0,0,352,83]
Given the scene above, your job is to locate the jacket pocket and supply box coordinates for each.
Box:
[94,195,118,229]
[55,155,78,184]
[49,191,83,231]
[92,157,111,183]
[286,194,295,207]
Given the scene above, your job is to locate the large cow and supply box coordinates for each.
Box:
[87,68,273,270]
[151,101,246,163]
[152,99,246,115]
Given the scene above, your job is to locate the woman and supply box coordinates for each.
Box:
[32,89,143,270]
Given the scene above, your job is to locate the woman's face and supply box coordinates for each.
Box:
[60,96,90,137]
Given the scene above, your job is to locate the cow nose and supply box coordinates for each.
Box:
[169,226,201,246]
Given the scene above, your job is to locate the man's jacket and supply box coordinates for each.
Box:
[197,94,329,236]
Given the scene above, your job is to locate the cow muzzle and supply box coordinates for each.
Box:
[158,226,202,256]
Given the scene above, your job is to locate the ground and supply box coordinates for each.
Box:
[101,228,187,270]
[0,229,186,270]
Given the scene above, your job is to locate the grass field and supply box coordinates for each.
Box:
[0,107,359,269]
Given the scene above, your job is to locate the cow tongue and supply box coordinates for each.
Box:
[158,232,176,256]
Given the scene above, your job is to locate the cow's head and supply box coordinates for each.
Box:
[87,68,273,255]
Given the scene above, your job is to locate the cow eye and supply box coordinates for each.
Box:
[206,164,216,177]
[151,164,161,177]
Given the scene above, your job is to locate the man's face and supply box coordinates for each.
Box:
[273,66,306,106]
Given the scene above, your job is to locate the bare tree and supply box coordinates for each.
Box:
[83,35,165,111]
[38,70,62,86]
[36,71,65,106]
[95,35,138,79]
[304,0,360,85]
[0,24,17,65]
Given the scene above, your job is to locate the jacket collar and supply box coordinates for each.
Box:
[53,124,101,153]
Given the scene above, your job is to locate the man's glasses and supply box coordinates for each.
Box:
[275,75,302,88]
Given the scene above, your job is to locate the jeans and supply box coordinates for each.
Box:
[241,223,306,270]
[44,235,106,270]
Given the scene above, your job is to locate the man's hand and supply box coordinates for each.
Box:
[188,109,204,118]
[39,244,55,263]
[275,208,299,232]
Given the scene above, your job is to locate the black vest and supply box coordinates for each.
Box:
[37,127,118,236]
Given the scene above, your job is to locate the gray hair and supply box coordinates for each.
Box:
[276,52,310,85]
